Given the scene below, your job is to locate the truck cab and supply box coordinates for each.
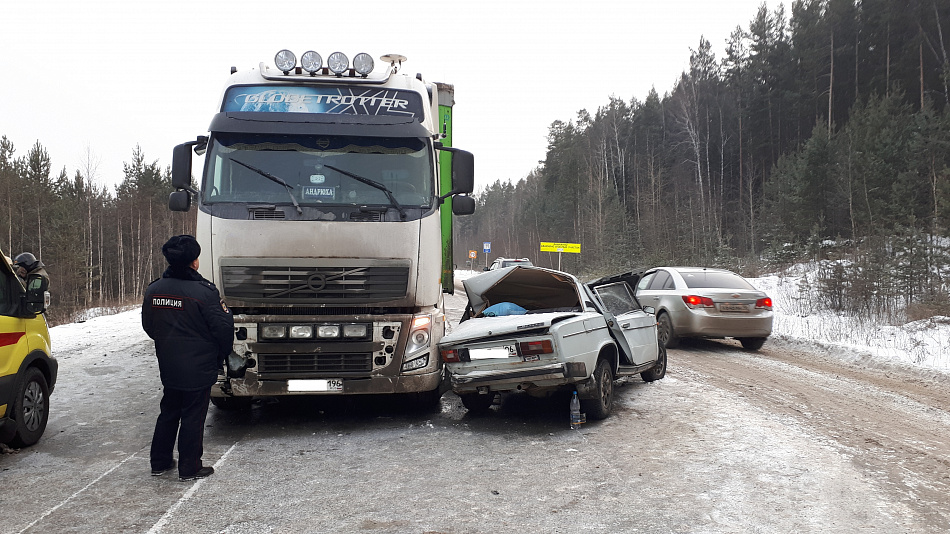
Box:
[0,250,56,447]
[169,50,475,408]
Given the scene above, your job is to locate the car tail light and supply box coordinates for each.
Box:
[755,297,773,310]
[519,340,554,356]
[441,349,461,363]
[682,295,715,309]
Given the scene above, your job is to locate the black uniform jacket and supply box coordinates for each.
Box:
[142,266,234,391]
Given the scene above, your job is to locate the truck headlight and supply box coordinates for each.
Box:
[301,51,323,73]
[261,324,287,339]
[317,324,341,338]
[404,315,431,357]
[327,52,349,75]
[353,53,374,76]
[402,355,429,372]
[290,325,313,339]
[343,324,369,338]
[275,49,296,73]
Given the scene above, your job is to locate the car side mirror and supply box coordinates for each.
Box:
[24,273,49,314]
[643,306,655,315]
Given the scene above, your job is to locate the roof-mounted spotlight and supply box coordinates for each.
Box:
[275,49,296,74]
[327,52,349,75]
[380,54,407,74]
[301,51,323,74]
[353,53,374,76]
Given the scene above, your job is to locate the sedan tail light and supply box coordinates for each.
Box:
[755,297,773,310]
[682,295,715,309]
[519,340,554,356]
[441,349,461,363]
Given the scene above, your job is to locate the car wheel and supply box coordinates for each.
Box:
[580,358,614,420]
[211,396,254,411]
[641,344,667,382]
[739,337,767,351]
[657,312,679,349]
[460,392,495,413]
[9,367,50,448]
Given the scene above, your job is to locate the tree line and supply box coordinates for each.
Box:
[456,0,950,321]
[1,139,194,325]
[4,0,949,326]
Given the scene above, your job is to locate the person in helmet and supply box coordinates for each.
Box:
[13,252,48,283]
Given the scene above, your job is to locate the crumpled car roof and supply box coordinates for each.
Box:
[462,266,583,316]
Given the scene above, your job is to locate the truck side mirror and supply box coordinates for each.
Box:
[451,149,474,194]
[24,273,49,315]
[452,195,475,215]
[172,143,193,190]
[169,190,191,212]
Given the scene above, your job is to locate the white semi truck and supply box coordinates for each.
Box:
[169,50,475,409]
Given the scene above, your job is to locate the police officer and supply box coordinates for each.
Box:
[142,235,233,481]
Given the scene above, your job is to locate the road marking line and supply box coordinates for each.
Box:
[146,442,239,534]
[17,447,146,534]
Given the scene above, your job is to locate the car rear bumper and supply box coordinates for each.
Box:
[448,361,588,394]
[673,310,773,338]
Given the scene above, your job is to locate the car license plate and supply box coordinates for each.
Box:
[468,345,517,360]
[287,379,344,392]
[719,303,749,313]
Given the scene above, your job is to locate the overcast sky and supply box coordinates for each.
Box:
[1,0,771,193]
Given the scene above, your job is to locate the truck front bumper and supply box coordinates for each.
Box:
[212,368,443,397]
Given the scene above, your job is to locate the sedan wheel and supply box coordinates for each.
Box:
[10,368,50,448]
[580,358,613,420]
[739,337,767,351]
[657,312,680,349]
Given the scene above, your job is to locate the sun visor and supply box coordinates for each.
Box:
[208,112,432,138]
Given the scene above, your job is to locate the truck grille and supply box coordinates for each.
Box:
[219,259,410,304]
[257,353,373,374]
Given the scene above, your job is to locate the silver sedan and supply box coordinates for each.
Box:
[635,267,773,350]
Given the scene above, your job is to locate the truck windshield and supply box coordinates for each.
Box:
[202,133,433,207]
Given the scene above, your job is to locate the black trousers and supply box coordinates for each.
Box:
[150,386,212,476]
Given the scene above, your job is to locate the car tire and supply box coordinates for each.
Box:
[739,337,767,351]
[211,396,254,411]
[460,392,495,413]
[657,312,679,349]
[641,344,667,382]
[9,367,50,448]
[580,358,614,420]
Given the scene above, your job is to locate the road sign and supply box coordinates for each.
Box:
[483,242,491,253]
[468,250,477,259]
[540,242,581,253]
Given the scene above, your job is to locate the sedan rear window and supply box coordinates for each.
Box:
[679,271,754,289]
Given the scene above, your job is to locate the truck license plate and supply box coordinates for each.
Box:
[287,379,344,392]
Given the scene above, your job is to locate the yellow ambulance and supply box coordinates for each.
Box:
[0,249,56,448]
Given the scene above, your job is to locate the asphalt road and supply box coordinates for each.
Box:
[2,289,949,533]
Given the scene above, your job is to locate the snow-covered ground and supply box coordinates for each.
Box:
[50,269,948,373]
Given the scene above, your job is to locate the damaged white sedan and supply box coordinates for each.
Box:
[440,266,666,418]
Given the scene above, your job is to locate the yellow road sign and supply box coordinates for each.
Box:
[540,242,581,253]
[468,250,477,259]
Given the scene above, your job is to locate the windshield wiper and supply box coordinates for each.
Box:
[231,158,302,215]
[324,164,406,220]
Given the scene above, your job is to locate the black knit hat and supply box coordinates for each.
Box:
[162,235,201,267]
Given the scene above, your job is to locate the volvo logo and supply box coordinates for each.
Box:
[307,273,327,292]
